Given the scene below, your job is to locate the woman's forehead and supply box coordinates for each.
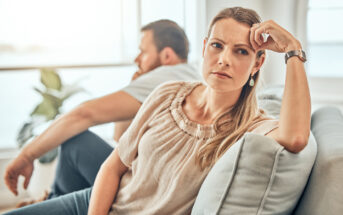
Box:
[209,18,251,44]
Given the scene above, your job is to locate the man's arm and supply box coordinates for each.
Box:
[4,91,140,195]
[23,91,141,159]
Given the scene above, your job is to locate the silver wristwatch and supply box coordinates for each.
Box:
[285,50,307,64]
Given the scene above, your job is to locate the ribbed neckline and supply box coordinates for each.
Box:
[170,82,218,140]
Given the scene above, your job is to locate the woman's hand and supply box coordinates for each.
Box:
[250,20,302,53]
[4,153,34,195]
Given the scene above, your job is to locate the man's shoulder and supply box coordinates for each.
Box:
[148,63,202,81]
[122,63,201,103]
[150,63,197,74]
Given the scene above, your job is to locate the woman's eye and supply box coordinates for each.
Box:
[237,49,249,55]
[211,42,222,49]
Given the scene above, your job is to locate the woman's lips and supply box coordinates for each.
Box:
[212,72,232,79]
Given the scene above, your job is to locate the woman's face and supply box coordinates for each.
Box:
[202,18,263,93]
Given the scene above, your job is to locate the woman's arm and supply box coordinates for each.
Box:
[274,55,311,152]
[250,20,311,153]
[88,149,128,215]
[113,120,133,142]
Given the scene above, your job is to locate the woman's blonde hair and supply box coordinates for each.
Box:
[197,7,267,169]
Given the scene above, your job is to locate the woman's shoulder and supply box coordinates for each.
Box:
[142,81,200,108]
[153,81,201,97]
[157,80,200,89]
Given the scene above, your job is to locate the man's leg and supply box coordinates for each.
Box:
[49,130,113,198]
[4,188,92,215]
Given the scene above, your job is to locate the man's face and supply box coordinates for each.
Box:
[135,30,162,74]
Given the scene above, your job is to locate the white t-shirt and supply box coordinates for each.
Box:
[121,63,201,103]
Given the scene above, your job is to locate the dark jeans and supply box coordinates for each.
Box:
[3,188,92,215]
[49,130,113,198]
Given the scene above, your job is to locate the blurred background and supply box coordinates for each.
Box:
[0,0,342,209]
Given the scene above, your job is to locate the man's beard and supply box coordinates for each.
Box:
[145,57,162,73]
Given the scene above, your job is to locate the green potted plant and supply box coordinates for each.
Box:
[16,68,84,163]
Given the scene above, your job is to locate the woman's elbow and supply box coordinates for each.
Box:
[286,134,309,153]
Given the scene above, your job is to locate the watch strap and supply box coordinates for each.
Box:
[285,50,307,64]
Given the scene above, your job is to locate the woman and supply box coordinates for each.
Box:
[5,7,310,215]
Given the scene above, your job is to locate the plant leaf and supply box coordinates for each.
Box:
[61,85,85,101]
[30,98,58,120]
[16,122,34,148]
[16,116,47,148]
[42,92,63,109]
[33,87,44,95]
[40,68,62,91]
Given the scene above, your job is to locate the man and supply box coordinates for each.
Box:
[4,19,201,204]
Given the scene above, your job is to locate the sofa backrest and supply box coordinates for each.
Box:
[293,106,343,215]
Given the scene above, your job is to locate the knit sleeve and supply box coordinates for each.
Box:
[116,81,183,167]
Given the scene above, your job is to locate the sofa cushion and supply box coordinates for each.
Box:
[293,106,343,215]
[257,84,284,119]
[191,132,317,215]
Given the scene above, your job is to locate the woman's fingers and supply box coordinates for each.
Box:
[259,36,276,51]
[251,20,300,53]
[250,24,260,51]
[250,23,269,51]
[254,25,266,46]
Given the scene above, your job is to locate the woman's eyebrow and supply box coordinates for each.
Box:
[234,43,254,51]
[210,38,255,51]
[210,37,226,43]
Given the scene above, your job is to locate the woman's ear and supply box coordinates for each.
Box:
[202,38,208,57]
[252,53,265,75]
[159,47,179,65]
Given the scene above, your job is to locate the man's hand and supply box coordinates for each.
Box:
[4,153,34,196]
[131,70,147,81]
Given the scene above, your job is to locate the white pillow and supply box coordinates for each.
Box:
[191,133,317,215]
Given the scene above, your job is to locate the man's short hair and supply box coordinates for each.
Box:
[141,19,189,61]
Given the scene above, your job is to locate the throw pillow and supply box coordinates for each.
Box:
[191,132,317,215]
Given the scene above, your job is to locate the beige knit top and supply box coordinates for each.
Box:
[110,81,278,215]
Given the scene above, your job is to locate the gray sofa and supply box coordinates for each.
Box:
[293,106,343,214]
[191,86,343,215]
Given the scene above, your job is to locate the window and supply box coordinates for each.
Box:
[307,0,343,77]
[0,0,201,68]
[0,0,139,67]
[0,0,205,149]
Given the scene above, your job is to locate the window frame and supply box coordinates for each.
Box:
[297,0,343,111]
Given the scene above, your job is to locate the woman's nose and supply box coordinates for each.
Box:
[218,61,229,67]
[218,49,231,67]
